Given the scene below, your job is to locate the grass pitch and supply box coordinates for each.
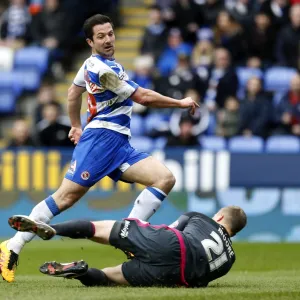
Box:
[1,240,300,300]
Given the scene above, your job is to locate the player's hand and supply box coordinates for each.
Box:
[180,97,200,115]
[68,127,82,145]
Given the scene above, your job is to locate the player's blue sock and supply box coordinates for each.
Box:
[128,187,167,221]
[7,196,60,254]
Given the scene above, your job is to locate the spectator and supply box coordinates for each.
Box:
[157,28,193,76]
[226,0,255,28]
[273,73,300,135]
[7,119,36,147]
[37,102,73,147]
[140,5,168,62]
[169,89,210,138]
[202,0,225,26]
[216,96,240,138]
[191,28,214,68]
[276,4,300,69]
[246,56,263,69]
[34,80,62,124]
[260,0,290,32]
[246,13,276,65]
[31,0,68,78]
[156,53,198,100]
[214,10,247,63]
[239,77,271,137]
[167,114,200,147]
[170,0,203,43]
[199,48,238,110]
[0,0,31,48]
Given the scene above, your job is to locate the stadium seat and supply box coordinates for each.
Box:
[130,136,154,152]
[145,113,170,135]
[0,89,17,113]
[154,137,167,149]
[228,136,264,153]
[200,136,226,151]
[0,46,14,71]
[15,69,41,91]
[0,71,23,96]
[264,67,297,92]
[265,136,300,153]
[236,67,264,89]
[130,114,144,136]
[14,46,49,75]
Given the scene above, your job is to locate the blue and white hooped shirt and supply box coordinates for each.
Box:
[73,54,139,136]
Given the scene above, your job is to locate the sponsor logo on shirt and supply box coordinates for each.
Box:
[120,220,130,238]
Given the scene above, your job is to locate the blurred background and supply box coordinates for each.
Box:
[0,0,300,241]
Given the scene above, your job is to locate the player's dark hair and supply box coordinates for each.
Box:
[83,14,113,40]
[222,206,247,236]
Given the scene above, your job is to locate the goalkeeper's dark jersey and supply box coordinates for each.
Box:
[172,212,236,287]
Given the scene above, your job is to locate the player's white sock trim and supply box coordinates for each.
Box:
[128,187,166,221]
[7,200,55,254]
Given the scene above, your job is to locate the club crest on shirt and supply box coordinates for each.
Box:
[81,171,90,180]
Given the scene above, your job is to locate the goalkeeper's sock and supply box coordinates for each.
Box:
[52,220,95,239]
[8,196,59,254]
[128,187,166,221]
[77,268,112,287]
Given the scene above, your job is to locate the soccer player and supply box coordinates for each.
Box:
[8,206,247,287]
[0,14,199,283]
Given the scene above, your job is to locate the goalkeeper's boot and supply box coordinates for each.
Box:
[8,215,56,240]
[0,240,18,283]
[39,261,88,279]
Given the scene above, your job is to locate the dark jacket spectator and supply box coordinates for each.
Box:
[167,114,200,147]
[31,0,68,49]
[239,77,271,137]
[197,48,238,110]
[226,0,254,28]
[140,5,168,62]
[260,0,290,32]
[37,102,73,147]
[156,53,199,100]
[34,81,62,124]
[214,10,248,63]
[217,96,240,138]
[170,0,203,43]
[276,4,300,69]
[273,73,300,135]
[246,13,276,64]
[202,0,225,26]
[7,119,36,148]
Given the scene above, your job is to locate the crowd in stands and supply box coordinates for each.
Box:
[129,0,300,148]
[2,0,300,150]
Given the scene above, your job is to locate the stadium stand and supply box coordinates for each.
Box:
[1,0,300,153]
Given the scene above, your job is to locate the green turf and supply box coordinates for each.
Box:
[1,240,300,300]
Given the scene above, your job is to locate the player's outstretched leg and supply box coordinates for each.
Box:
[8,215,56,240]
[1,179,88,282]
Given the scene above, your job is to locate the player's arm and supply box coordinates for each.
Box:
[67,63,86,144]
[67,84,85,145]
[169,212,203,231]
[100,71,199,115]
[131,87,199,115]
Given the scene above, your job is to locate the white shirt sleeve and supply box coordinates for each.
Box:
[73,63,86,88]
[99,70,139,98]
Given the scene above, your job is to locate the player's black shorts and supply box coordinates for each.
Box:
[109,218,187,287]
